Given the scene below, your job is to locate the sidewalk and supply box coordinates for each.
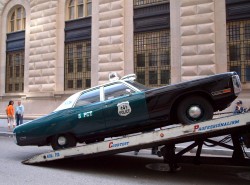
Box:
[0,119,13,137]
[0,119,29,137]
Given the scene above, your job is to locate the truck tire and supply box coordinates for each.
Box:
[177,96,213,125]
[51,134,77,150]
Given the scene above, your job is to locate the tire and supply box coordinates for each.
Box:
[51,134,77,150]
[177,96,213,125]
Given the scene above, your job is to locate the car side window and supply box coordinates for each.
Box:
[104,83,135,100]
[74,88,100,107]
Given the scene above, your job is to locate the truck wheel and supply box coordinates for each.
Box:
[51,134,77,150]
[177,96,213,125]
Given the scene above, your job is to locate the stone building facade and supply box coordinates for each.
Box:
[0,0,249,118]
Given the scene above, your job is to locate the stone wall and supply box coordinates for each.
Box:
[0,0,8,13]
[0,0,248,117]
[0,0,64,117]
[28,0,58,92]
[92,0,133,85]
[171,0,227,82]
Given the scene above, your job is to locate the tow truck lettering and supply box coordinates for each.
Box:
[194,120,240,132]
[46,152,60,159]
[78,111,93,119]
[109,141,129,148]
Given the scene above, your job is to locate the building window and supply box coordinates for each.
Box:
[8,6,26,33]
[134,0,169,7]
[134,30,170,87]
[227,20,250,82]
[68,0,92,20]
[6,51,24,93]
[65,40,91,90]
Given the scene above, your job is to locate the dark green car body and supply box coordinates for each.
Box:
[13,72,242,149]
[14,80,150,147]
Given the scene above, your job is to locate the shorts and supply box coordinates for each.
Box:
[7,116,16,127]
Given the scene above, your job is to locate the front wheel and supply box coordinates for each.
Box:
[51,134,77,150]
[177,96,213,125]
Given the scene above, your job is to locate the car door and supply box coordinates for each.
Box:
[72,87,106,137]
[103,82,149,130]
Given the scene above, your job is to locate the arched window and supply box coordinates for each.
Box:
[6,6,26,93]
[8,6,26,33]
[68,0,92,20]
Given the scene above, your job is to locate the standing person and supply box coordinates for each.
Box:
[15,100,24,126]
[6,100,15,131]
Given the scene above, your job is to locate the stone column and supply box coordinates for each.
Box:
[56,0,66,92]
[0,1,6,96]
[92,0,133,86]
[29,0,58,92]
[170,0,227,83]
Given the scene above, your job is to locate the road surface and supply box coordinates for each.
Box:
[0,136,250,185]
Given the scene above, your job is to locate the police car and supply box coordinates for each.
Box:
[13,72,241,150]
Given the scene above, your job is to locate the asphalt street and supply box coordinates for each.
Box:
[0,136,250,185]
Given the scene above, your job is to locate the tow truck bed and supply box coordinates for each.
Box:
[23,113,250,171]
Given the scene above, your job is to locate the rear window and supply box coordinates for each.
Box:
[126,81,150,91]
[104,83,135,100]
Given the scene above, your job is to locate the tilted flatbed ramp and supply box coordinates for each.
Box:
[23,113,250,168]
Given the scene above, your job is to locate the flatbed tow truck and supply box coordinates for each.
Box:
[23,113,250,172]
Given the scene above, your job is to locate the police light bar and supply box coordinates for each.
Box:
[121,74,137,81]
[109,72,120,82]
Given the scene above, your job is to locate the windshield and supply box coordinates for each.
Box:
[54,91,81,112]
[126,81,150,91]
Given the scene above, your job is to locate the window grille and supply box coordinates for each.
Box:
[67,0,92,20]
[134,30,170,87]
[134,0,169,7]
[6,51,24,93]
[227,20,250,82]
[65,40,91,90]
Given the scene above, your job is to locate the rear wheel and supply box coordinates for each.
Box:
[177,96,213,125]
[51,134,77,150]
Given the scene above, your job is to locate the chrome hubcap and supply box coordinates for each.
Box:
[188,106,202,119]
[58,136,67,146]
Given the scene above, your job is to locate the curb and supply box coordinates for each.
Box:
[0,131,13,137]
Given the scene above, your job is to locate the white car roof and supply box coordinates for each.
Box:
[54,79,140,112]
